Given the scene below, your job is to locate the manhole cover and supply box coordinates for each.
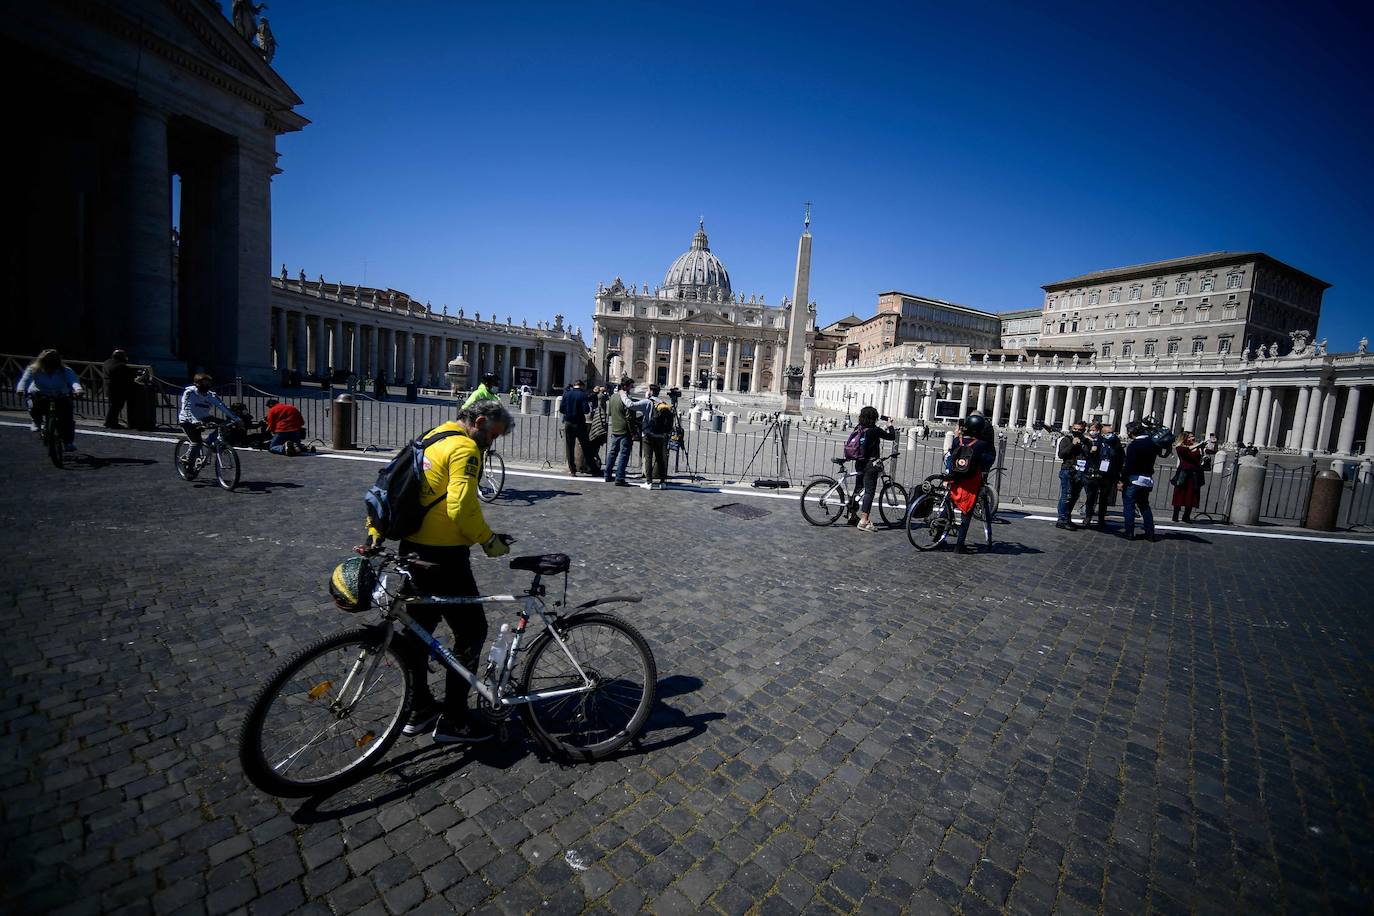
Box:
[713,502,771,519]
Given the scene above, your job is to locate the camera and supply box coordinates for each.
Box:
[1130,415,1177,451]
[667,387,682,404]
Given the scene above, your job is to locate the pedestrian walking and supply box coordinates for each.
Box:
[102,349,135,428]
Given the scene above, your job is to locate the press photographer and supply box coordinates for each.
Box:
[1120,416,1175,541]
[1054,419,1094,530]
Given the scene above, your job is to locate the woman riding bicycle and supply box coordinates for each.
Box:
[16,349,83,452]
[852,405,896,532]
[178,373,239,466]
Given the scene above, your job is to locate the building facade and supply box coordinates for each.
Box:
[591,222,817,395]
[3,0,306,382]
[1000,308,1041,349]
[270,271,592,393]
[1038,252,1329,361]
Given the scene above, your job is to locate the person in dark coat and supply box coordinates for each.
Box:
[373,370,387,401]
[1171,432,1205,523]
[559,379,592,476]
[102,349,136,428]
[1086,422,1124,530]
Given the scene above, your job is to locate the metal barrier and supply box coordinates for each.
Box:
[1337,477,1374,532]
[1256,458,1316,526]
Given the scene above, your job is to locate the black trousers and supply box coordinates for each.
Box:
[396,542,487,718]
[563,420,591,473]
[857,461,880,513]
[31,396,75,444]
[644,436,668,483]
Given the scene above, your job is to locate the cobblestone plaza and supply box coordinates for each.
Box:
[2,426,1372,914]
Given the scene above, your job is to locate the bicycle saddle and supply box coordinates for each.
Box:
[831,457,848,465]
[509,554,570,575]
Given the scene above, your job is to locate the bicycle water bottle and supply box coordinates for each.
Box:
[487,623,512,681]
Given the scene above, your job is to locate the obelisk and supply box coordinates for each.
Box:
[782,206,812,414]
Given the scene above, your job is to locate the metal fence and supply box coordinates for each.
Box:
[1256,457,1316,526]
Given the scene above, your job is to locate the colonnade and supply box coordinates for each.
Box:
[611,330,794,395]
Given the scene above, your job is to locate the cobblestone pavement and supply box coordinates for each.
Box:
[2,425,1372,915]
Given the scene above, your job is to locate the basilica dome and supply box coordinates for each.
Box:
[658,220,732,301]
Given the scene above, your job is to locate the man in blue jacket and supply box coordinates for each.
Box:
[560,379,592,475]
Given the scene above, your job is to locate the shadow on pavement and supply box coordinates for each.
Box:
[230,480,305,494]
[983,542,1045,556]
[67,455,159,470]
[495,487,582,506]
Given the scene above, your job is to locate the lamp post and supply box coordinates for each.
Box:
[842,386,856,425]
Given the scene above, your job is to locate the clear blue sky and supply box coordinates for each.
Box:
[263,0,1373,348]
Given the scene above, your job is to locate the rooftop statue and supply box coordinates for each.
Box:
[279,263,287,281]
[255,17,276,63]
[1360,337,1369,355]
[1317,338,1327,355]
[231,0,267,40]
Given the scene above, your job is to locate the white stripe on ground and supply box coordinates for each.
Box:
[1021,514,1370,546]
[1,420,177,444]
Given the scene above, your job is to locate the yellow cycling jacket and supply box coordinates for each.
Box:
[366,422,494,547]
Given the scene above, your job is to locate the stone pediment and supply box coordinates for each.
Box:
[682,312,739,330]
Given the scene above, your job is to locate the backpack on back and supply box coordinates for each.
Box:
[949,436,980,479]
[649,402,674,437]
[364,429,463,540]
[843,426,866,460]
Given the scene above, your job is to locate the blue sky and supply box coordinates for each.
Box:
[263,0,1373,348]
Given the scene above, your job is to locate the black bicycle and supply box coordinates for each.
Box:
[905,474,992,552]
[32,394,71,468]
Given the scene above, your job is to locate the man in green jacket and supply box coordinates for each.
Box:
[603,378,649,486]
[462,373,500,410]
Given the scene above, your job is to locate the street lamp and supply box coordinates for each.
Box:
[842,386,857,425]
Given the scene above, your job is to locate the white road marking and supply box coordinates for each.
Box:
[1021,514,1370,546]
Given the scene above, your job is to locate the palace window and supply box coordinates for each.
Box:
[1192,338,1206,355]
[608,332,621,347]
[1197,305,1210,322]
[1167,340,1180,356]
[1227,271,1243,289]
[1176,279,1190,295]
[1122,342,1134,357]
[1046,297,1056,311]
[1059,321,1067,333]
[1222,304,1238,320]
[1070,320,1079,332]
[1109,288,1121,303]
[1144,342,1156,357]
[659,306,671,317]
[1072,293,1083,307]
[1152,281,1165,298]
[1101,343,1113,358]
[1201,276,1215,292]
[742,341,755,357]
[1086,317,1097,331]
[1089,291,1100,306]
[1147,310,1162,327]
[1130,285,1142,301]
[1106,314,1117,329]
[610,301,621,312]
[658,336,671,352]
[1218,337,1232,354]
[1126,312,1138,328]
[1171,308,1185,324]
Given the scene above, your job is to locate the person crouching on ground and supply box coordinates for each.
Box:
[853,405,896,531]
[946,414,996,553]
[265,398,307,455]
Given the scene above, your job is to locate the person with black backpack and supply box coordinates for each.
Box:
[849,405,897,531]
[642,384,674,490]
[363,399,515,745]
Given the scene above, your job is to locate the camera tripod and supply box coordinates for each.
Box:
[740,413,792,488]
[667,403,703,482]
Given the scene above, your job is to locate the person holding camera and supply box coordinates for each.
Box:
[946,414,997,553]
[559,379,592,476]
[1055,420,1090,530]
[603,378,649,487]
[1121,419,1171,541]
[641,384,674,490]
[851,405,896,531]
[1171,431,1206,523]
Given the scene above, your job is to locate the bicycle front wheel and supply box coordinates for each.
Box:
[877,480,909,528]
[973,483,999,521]
[519,612,657,762]
[46,420,64,468]
[215,445,240,491]
[479,450,505,502]
[239,628,412,797]
[174,440,196,480]
[799,478,846,526]
[908,497,952,551]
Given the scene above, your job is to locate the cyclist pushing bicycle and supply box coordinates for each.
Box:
[16,349,83,452]
[363,399,516,745]
[847,406,897,532]
[178,374,241,467]
[945,414,996,553]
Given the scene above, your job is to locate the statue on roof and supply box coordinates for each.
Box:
[1360,337,1369,355]
[298,268,306,284]
[255,17,277,63]
[232,0,267,40]
[279,263,287,281]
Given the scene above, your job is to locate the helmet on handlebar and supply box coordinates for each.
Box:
[329,556,376,612]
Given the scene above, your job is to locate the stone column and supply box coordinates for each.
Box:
[539,348,551,394]
[957,381,971,418]
[975,383,987,413]
[1062,385,1076,428]
[1120,386,1135,423]
[710,339,721,387]
[991,384,1006,427]
[1318,387,1339,453]
[772,342,786,394]
[126,104,177,370]
[749,344,762,394]
[1266,392,1284,448]
[621,332,635,381]
[1363,396,1374,457]
[274,308,287,370]
[1008,384,1022,427]
[922,383,936,421]
[1204,386,1223,439]
[1336,387,1363,454]
[1043,384,1059,427]
[725,339,738,392]
[330,321,343,374]
[1225,386,1246,445]
[666,336,679,387]
[1253,386,1274,447]
[689,338,701,387]
[1182,386,1199,433]
[1300,385,1323,454]
[1026,383,1041,427]
[1161,387,1177,429]
[1242,384,1261,445]
[1290,386,1312,451]
[420,335,433,387]
[350,324,362,374]
[291,313,307,373]
[1142,386,1156,420]
[1102,386,1116,423]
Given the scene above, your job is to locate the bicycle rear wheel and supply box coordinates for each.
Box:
[215,445,240,490]
[46,418,63,468]
[877,480,909,528]
[518,612,656,762]
[908,497,952,551]
[239,628,412,797]
[799,478,846,526]
[479,450,505,502]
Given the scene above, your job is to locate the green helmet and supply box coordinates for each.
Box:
[329,556,375,612]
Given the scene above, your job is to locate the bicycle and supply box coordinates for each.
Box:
[238,545,657,797]
[799,449,909,528]
[478,448,505,502]
[905,474,992,552]
[174,418,241,490]
[32,394,71,468]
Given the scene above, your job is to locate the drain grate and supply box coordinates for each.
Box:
[713,502,771,520]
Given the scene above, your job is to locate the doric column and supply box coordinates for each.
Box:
[1026,383,1041,427]
[750,343,762,394]
[690,337,701,387]
[1253,386,1275,447]
[292,313,307,373]
[1062,385,1076,428]
[1318,387,1339,453]
[991,384,1006,426]
[724,339,738,392]
[418,334,432,387]
[710,339,721,387]
[922,382,936,421]
[329,321,343,374]
[1120,386,1135,423]
[772,342,786,394]
[1142,386,1156,420]
[1242,384,1261,444]
[1043,384,1059,427]
[1225,386,1246,445]
[127,104,177,368]
[975,383,987,413]
[1102,386,1116,423]
[1337,387,1363,454]
[957,381,971,418]
[1290,386,1312,451]
[1300,385,1323,454]
[1182,386,1199,433]
[620,330,635,381]
[1266,391,1284,448]
[667,336,679,386]
[1363,395,1374,457]
[1204,386,1223,439]
[368,327,380,377]
[274,308,287,370]
[539,348,551,394]
[1162,387,1177,429]
[1008,384,1022,427]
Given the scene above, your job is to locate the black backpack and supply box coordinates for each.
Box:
[364,429,464,541]
[949,437,980,479]
[649,402,674,437]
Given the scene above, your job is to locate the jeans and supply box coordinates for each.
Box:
[268,430,303,454]
[644,436,668,484]
[604,433,632,482]
[563,420,591,473]
[1122,483,1154,538]
[1057,469,1083,522]
[395,542,486,718]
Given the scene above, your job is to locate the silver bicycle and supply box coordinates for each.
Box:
[799,449,909,527]
[239,546,657,797]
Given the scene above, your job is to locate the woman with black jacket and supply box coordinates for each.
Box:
[853,406,897,531]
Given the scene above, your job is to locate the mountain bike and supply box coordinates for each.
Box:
[238,546,657,797]
[906,474,992,552]
[174,418,241,490]
[32,394,71,468]
[478,448,505,502]
[799,450,908,527]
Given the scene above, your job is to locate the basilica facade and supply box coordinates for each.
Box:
[591,222,817,395]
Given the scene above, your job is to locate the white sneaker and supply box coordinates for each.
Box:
[857,520,877,532]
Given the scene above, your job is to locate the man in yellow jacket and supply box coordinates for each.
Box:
[372,400,514,744]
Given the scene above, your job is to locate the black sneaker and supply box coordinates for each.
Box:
[432,715,496,745]
[402,702,442,737]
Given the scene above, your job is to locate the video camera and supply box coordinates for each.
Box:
[1130,414,1177,451]
[667,387,682,405]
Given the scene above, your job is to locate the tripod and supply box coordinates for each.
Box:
[740,414,792,487]
[668,404,702,482]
